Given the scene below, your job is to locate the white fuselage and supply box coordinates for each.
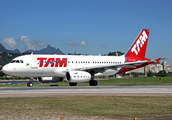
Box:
[2,54,125,77]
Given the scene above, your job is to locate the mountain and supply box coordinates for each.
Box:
[0,43,6,51]
[0,43,65,55]
[0,43,17,53]
[13,49,21,53]
[24,45,65,55]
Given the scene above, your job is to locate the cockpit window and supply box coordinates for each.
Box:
[11,60,16,63]
[20,60,24,63]
[11,60,24,63]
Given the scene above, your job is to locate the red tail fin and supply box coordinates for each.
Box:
[125,29,150,58]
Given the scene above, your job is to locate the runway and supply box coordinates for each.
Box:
[1,85,172,98]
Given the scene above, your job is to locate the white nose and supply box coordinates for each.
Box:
[2,65,9,74]
[2,64,14,75]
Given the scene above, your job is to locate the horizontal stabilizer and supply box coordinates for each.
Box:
[160,58,169,60]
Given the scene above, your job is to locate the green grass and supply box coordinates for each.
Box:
[0,96,172,119]
[0,77,172,87]
[98,77,172,85]
[1,77,172,119]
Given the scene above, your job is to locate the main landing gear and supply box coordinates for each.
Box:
[69,82,77,86]
[27,77,33,87]
[89,80,98,86]
[89,70,98,86]
[69,81,98,86]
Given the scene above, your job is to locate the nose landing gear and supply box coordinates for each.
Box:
[27,82,33,87]
[27,77,33,87]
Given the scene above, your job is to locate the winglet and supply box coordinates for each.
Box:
[155,57,169,64]
[155,57,161,64]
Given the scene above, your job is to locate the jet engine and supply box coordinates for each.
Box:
[65,71,91,83]
[38,77,63,83]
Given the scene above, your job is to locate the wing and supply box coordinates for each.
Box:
[68,57,165,73]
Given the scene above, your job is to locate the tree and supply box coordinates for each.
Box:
[108,51,125,56]
[157,70,167,77]
[147,71,154,77]
[133,73,139,77]
[0,71,5,76]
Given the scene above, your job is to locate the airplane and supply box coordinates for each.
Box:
[2,29,164,87]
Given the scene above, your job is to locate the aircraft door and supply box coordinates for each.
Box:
[30,56,38,69]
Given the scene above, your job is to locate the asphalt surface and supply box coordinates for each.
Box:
[0,85,172,98]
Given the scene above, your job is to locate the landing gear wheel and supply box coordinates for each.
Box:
[89,80,98,86]
[27,82,33,87]
[69,82,77,86]
[27,77,34,87]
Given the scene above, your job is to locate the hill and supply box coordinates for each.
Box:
[0,44,64,55]
[24,45,64,55]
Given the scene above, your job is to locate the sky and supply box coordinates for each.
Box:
[0,0,172,63]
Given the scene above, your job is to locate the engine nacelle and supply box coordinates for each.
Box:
[65,71,91,83]
[38,77,63,83]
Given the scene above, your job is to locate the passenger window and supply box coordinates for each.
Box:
[16,60,19,63]
[20,60,24,63]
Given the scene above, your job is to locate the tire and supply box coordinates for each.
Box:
[89,80,98,86]
[69,82,77,86]
[27,82,33,87]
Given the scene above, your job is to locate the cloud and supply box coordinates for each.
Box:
[100,44,106,47]
[79,41,88,46]
[20,36,37,50]
[20,36,48,51]
[67,42,77,46]
[1,37,18,50]
[66,41,88,46]
[36,39,47,47]
[1,36,47,51]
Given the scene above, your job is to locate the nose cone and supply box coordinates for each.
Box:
[2,64,10,75]
[2,64,24,76]
[2,65,8,73]
[2,64,14,75]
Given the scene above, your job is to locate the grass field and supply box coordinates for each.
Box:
[0,96,172,119]
[0,77,172,87]
[1,77,172,119]
[98,77,172,85]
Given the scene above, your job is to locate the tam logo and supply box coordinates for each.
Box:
[37,58,67,67]
[131,31,148,55]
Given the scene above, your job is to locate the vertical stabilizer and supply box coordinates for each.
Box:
[125,29,150,58]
